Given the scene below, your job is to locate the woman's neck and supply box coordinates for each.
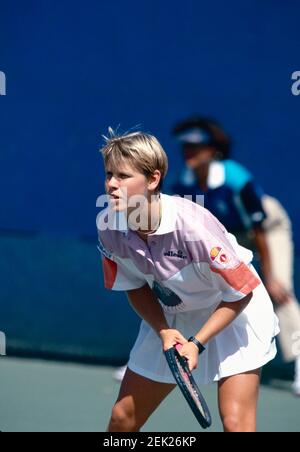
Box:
[127,194,162,239]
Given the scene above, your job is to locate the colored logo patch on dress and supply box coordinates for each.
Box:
[210,247,230,265]
[210,247,221,261]
[219,253,229,264]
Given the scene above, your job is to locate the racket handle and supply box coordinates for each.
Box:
[175,343,183,351]
[175,343,189,365]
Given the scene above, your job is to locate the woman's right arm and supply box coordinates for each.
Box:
[126,284,187,349]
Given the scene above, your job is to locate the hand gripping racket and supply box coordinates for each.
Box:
[164,344,212,429]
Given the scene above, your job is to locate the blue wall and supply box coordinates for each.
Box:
[0,1,299,372]
[0,0,299,246]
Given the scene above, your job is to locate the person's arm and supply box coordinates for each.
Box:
[234,174,290,305]
[253,225,290,305]
[195,293,252,345]
[178,293,253,371]
[126,284,187,349]
[98,232,187,348]
[179,202,263,370]
[253,225,272,279]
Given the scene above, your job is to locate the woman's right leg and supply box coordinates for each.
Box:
[218,369,261,432]
[107,368,176,432]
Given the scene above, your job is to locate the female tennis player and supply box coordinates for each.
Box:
[97,129,279,432]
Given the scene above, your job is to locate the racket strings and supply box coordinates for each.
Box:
[175,357,206,417]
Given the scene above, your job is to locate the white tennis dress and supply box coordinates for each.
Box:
[97,194,279,385]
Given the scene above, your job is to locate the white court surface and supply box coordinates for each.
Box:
[0,357,299,432]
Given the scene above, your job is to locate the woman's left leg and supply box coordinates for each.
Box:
[218,368,261,432]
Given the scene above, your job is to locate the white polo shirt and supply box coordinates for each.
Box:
[97,193,260,314]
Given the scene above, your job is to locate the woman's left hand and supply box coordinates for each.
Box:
[177,342,199,372]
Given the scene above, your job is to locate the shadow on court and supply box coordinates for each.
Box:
[0,357,299,432]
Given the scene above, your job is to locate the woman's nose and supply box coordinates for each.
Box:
[107,176,119,189]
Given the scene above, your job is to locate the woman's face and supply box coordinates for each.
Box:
[105,161,160,213]
[105,162,149,212]
[182,144,216,169]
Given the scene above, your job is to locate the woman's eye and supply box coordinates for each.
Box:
[106,172,130,180]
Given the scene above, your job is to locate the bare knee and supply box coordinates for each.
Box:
[221,413,256,433]
[218,370,260,432]
[222,414,240,432]
[108,402,142,432]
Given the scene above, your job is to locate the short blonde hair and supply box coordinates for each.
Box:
[100,128,168,192]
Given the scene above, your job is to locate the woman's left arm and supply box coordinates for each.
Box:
[195,292,253,345]
[179,292,253,371]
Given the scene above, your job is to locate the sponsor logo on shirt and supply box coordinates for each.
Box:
[210,247,221,260]
[210,247,230,265]
[164,250,187,259]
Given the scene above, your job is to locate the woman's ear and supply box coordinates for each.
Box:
[148,170,161,192]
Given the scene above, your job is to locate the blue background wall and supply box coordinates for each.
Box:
[0,1,299,367]
[0,0,299,244]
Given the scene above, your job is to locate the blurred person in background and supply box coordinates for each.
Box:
[171,116,300,396]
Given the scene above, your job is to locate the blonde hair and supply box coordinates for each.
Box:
[100,128,168,192]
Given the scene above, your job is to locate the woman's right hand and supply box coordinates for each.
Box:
[159,328,188,351]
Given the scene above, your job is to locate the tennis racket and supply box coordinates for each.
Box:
[164,344,212,429]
